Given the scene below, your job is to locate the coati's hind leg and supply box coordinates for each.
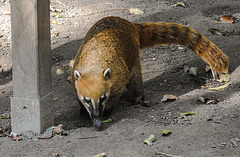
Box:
[126,66,145,104]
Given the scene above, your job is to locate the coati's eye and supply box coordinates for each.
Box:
[84,97,92,105]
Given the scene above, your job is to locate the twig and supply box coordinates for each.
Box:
[155,152,182,157]
[78,136,99,139]
[83,8,127,16]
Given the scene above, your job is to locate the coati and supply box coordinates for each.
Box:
[72,16,228,130]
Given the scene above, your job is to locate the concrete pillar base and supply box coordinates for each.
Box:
[11,92,54,134]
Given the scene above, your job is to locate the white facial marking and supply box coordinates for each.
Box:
[85,97,91,101]
[80,95,84,100]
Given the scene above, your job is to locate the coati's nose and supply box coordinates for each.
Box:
[93,118,102,131]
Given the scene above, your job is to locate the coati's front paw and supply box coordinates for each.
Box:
[210,67,230,82]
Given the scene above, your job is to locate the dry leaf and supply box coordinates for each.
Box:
[10,132,22,141]
[50,20,62,25]
[208,83,230,91]
[171,2,186,7]
[102,119,112,124]
[56,69,65,75]
[52,124,63,134]
[50,6,63,13]
[53,13,64,19]
[220,15,234,24]
[161,94,178,102]
[4,12,11,15]
[161,129,172,136]
[179,112,196,116]
[52,32,60,37]
[219,73,231,82]
[188,67,198,76]
[93,153,106,157]
[198,96,220,105]
[129,8,144,15]
[143,134,154,145]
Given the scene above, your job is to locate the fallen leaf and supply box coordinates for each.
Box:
[220,15,234,24]
[53,13,64,19]
[0,116,9,119]
[10,132,22,141]
[209,28,222,36]
[56,69,65,75]
[143,134,154,145]
[38,134,53,139]
[198,96,206,104]
[102,119,112,123]
[4,12,11,15]
[52,124,63,134]
[52,32,60,37]
[171,2,186,7]
[201,86,207,89]
[38,127,53,139]
[129,8,144,15]
[188,67,198,76]
[13,135,22,141]
[179,112,196,116]
[161,94,178,102]
[93,153,106,157]
[231,139,239,147]
[198,96,220,105]
[50,6,63,13]
[161,129,172,136]
[208,83,230,91]
[50,20,62,25]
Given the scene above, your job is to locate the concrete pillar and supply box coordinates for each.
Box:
[10,0,54,134]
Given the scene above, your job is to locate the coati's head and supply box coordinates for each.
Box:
[73,68,111,130]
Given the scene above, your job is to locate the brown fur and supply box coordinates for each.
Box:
[72,16,229,127]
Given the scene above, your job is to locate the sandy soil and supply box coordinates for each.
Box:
[0,0,240,156]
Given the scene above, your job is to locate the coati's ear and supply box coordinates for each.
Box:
[103,68,111,80]
[74,70,81,80]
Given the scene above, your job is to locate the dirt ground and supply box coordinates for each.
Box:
[1,0,240,156]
